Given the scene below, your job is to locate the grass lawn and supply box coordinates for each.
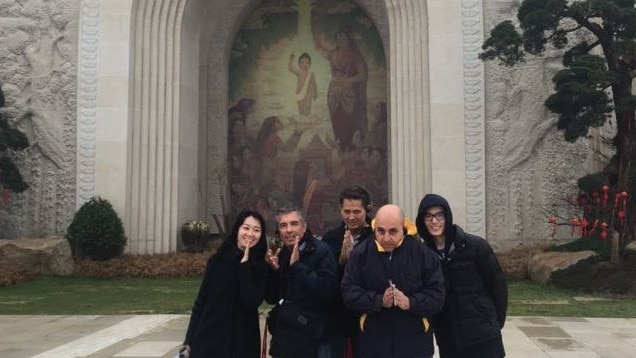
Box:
[1,276,635,317]
[0,276,201,315]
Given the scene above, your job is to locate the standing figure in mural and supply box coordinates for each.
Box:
[181,210,268,358]
[370,101,387,150]
[316,26,368,153]
[416,194,508,358]
[254,116,303,160]
[288,52,318,116]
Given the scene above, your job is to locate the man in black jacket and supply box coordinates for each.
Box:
[321,186,374,358]
[342,204,444,358]
[416,194,507,358]
[266,206,339,358]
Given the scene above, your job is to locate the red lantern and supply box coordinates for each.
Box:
[549,216,558,237]
[600,230,608,240]
[580,218,589,236]
[617,210,625,225]
[570,217,580,237]
[602,185,609,193]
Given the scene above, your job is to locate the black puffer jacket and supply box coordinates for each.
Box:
[416,194,508,350]
[342,233,445,358]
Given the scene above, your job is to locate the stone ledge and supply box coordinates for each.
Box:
[0,237,74,275]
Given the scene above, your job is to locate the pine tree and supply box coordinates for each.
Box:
[0,83,29,202]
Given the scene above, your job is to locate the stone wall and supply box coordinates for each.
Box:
[483,0,596,250]
[0,0,607,251]
[0,0,79,239]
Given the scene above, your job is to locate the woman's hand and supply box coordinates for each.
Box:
[266,248,281,271]
[240,243,250,263]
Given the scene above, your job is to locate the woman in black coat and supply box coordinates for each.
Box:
[181,210,269,358]
[416,194,507,358]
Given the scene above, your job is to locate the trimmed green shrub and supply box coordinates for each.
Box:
[66,196,127,261]
[180,220,211,253]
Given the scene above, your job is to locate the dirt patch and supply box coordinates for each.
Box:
[550,251,636,297]
[497,243,636,297]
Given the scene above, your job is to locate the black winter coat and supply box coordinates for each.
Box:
[184,245,269,358]
[265,232,339,358]
[322,222,373,337]
[342,234,445,358]
[416,194,508,354]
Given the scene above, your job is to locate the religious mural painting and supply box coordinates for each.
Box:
[228,0,387,234]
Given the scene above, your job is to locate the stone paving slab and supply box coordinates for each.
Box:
[0,315,635,358]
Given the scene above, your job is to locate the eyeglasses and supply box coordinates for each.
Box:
[424,212,445,222]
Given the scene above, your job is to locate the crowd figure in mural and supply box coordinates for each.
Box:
[226,93,388,233]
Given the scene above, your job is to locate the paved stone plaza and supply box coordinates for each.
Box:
[0,315,635,358]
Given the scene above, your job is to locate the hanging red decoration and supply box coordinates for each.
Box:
[617,210,625,225]
[600,230,608,240]
[549,216,558,237]
[580,218,589,236]
[570,217,580,237]
[1,189,9,205]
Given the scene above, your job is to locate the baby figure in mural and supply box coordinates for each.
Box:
[288,52,318,116]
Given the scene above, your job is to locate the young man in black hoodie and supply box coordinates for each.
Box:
[416,194,508,358]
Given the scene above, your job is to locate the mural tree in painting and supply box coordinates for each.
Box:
[480,0,636,255]
[0,84,29,203]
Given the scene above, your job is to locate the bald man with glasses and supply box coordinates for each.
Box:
[341,204,444,358]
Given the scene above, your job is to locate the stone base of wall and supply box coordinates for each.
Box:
[0,237,74,276]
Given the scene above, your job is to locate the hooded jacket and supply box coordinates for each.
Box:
[342,232,445,358]
[416,194,508,351]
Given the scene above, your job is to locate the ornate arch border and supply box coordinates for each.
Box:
[76,0,486,253]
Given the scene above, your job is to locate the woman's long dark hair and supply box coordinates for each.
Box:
[213,209,268,262]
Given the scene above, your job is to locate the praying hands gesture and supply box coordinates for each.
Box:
[381,283,411,310]
[240,243,250,263]
[339,230,354,265]
[290,241,300,266]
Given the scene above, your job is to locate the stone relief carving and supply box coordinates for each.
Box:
[484,0,591,249]
[0,0,78,239]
